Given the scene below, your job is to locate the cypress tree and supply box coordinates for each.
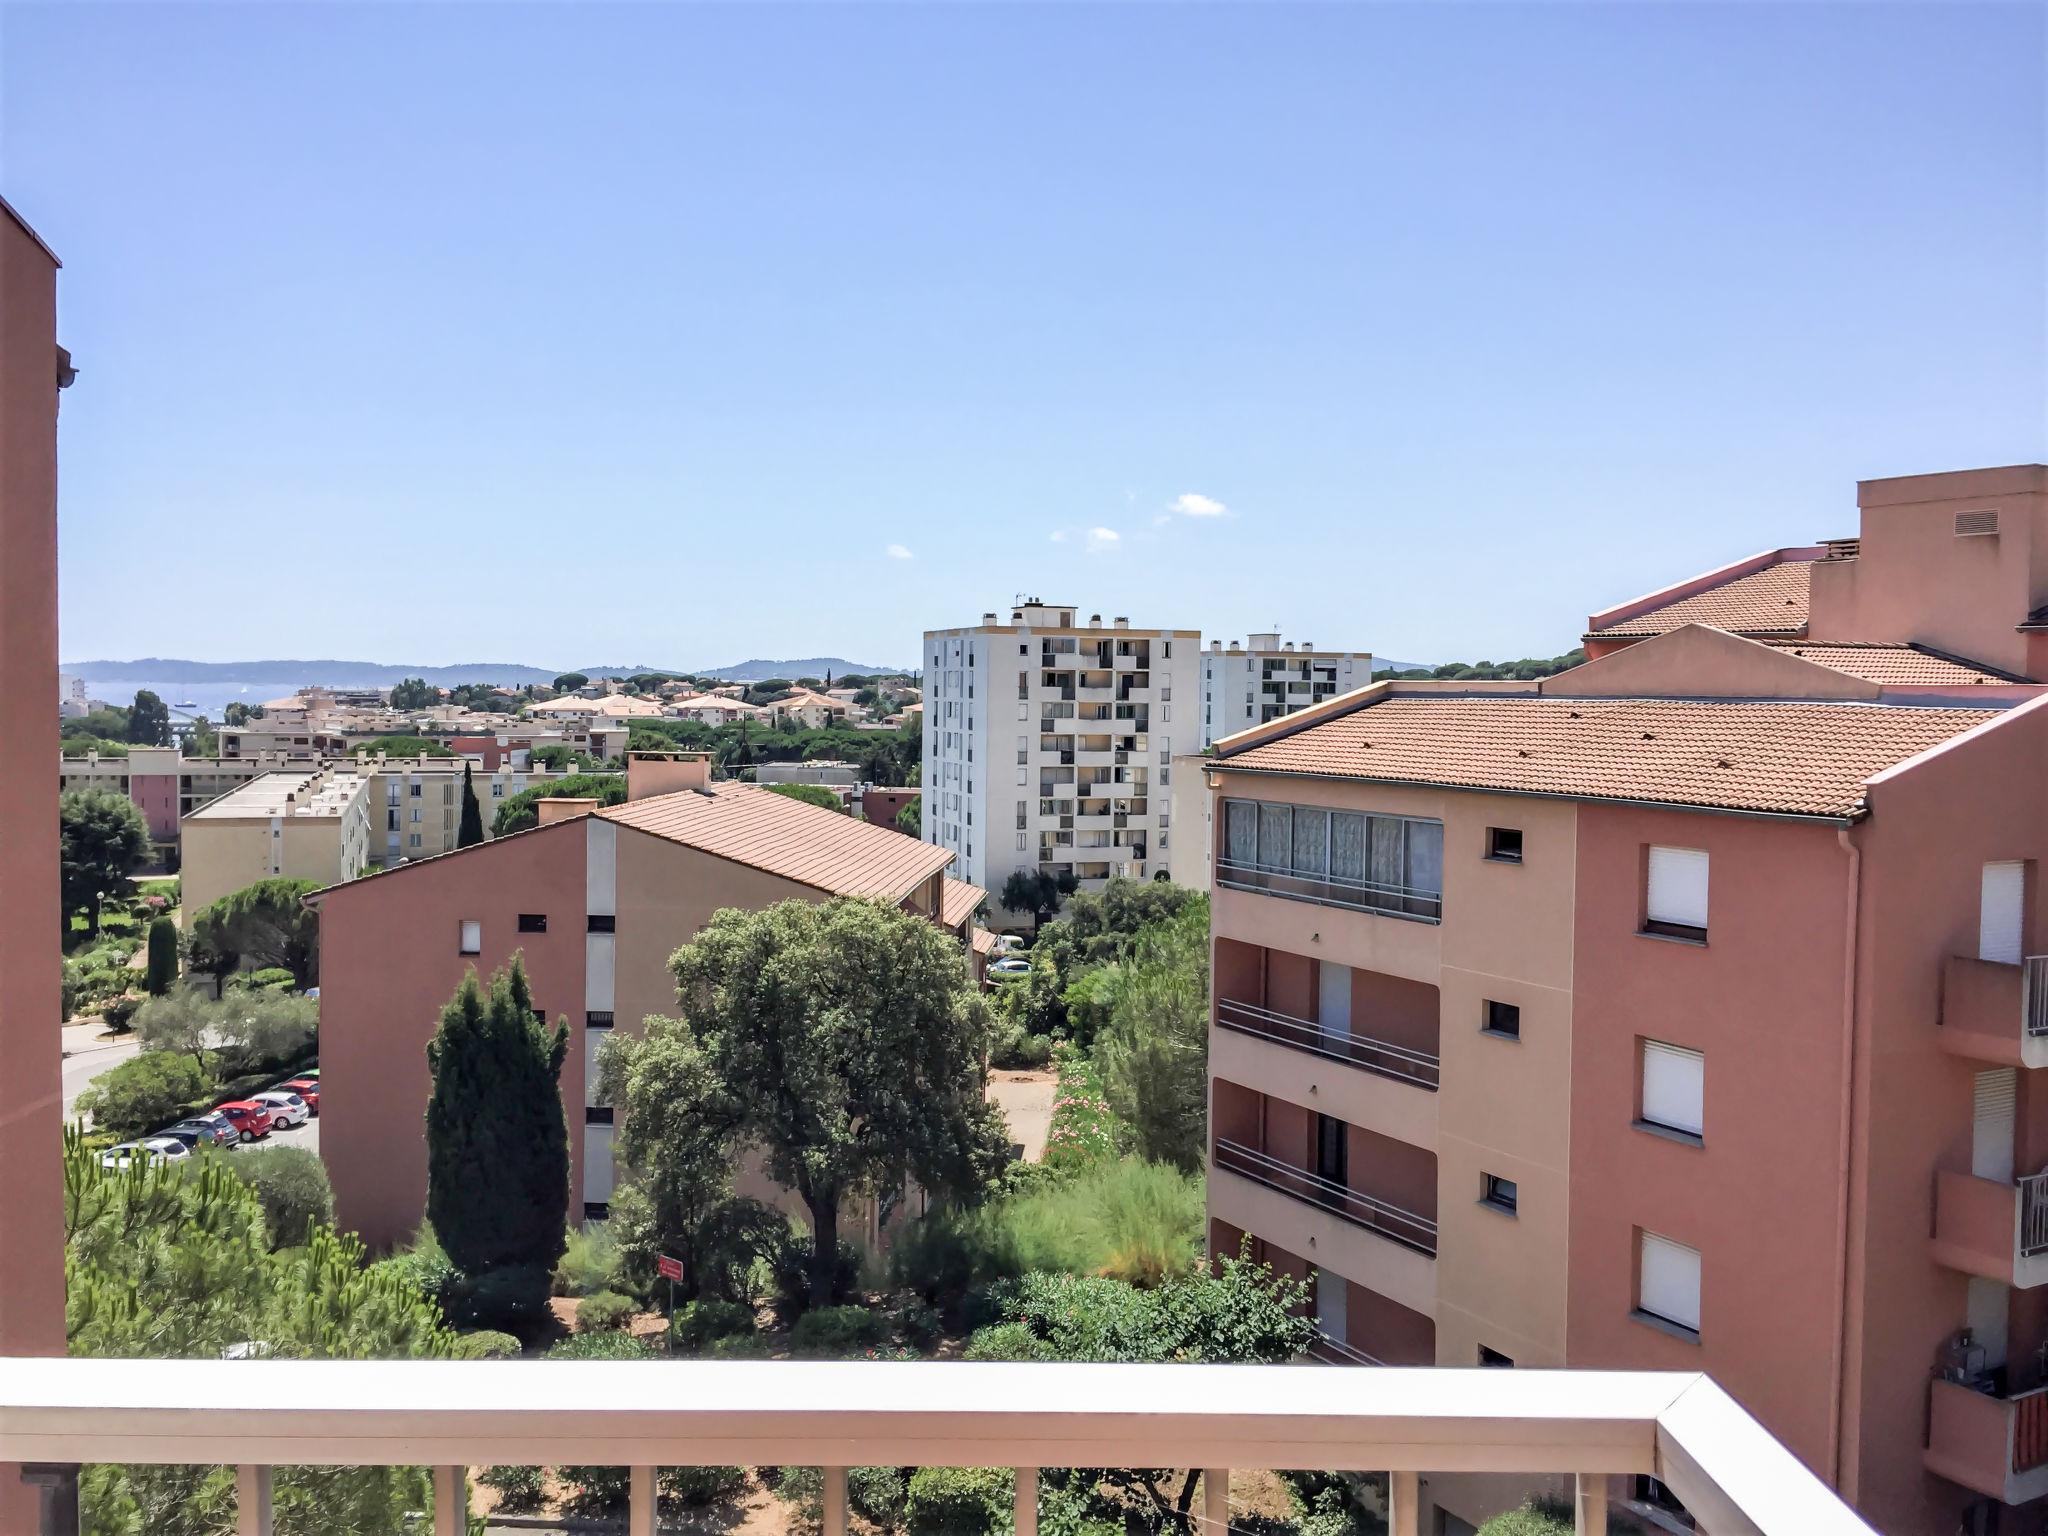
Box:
[143,916,179,995]
[457,762,486,848]
[425,957,569,1327]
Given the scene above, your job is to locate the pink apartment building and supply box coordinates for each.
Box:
[314,752,988,1250]
[1207,465,2048,1535]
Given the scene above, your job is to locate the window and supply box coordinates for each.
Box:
[1485,827,1524,864]
[459,920,481,955]
[1480,1174,1518,1215]
[518,913,548,933]
[409,782,422,798]
[587,914,616,933]
[408,833,422,848]
[1218,797,1444,921]
[1644,846,1709,941]
[586,1011,615,1029]
[491,783,504,797]
[1478,1346,1515,1368]
[1639,1040,1704,1141]
[1314,1114,1347,1186]
[410,808,422,823]
[1482,999,1521,1040]
[585,1105,614,1125]
[1637,1231,1702,1338]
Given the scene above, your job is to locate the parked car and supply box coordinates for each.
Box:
[989,957,1032,979]
[100,1138,188,1170]
[994,934,1026,956]
[159,1119,235,1150]
[278,1078,320,1115]
[141,1136,191,1163]
[253,1091,311,1129]
[214,1101,273,1142]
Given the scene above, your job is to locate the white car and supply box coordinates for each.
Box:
[99,1138,190,1171]
[253,1091,312,1129]
[994,934,1026,956]
[988,957,1032,979]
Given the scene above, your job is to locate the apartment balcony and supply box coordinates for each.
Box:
[1940,955,2048,1068]
[1931,1169,2048,1287]
[0,1357,1869,1536]
[1926,1377,2048,1505]
[1216,860,1442,924]
[1306,1330,1385,1367]
[1216,997,1439,1091]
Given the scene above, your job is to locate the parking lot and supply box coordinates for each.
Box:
[230,1109,319,1158]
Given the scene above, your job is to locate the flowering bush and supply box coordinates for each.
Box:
[1041,1044,1125,1175]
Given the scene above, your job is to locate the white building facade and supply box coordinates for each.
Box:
[1197,633,1372,745]
[923,601,1199,918]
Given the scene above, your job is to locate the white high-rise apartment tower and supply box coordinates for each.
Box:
[922,600,1200,919]
[1197,633,1373,746]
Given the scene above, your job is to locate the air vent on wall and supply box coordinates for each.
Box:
[1956,509,2000,537]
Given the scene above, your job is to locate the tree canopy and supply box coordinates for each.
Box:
[658,897,1006,1304]
[763,782,844,813]
[425,956,570,1327]
[352,734,454,758]
[59,789,152,936]
[895,797,921,837]
[127,689,173,746]
[388,676,437,709]
[457,763,486,847]
[553,672,590,692]
[187,877,322,990]
[1093,900,1210,1171]
[999,867,1076,936]
[492,771,626,836]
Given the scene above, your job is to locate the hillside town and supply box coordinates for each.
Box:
[1,6,2038,1536]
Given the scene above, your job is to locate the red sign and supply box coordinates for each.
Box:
[657,1255,684,1282]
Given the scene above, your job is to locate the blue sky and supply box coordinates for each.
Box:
[4,3,2041,672]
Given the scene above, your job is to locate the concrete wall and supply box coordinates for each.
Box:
[1566,804,1851,1486]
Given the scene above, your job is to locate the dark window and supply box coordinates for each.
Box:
[1485,827,1524,864]
[583,1201,610,1221]
[584,1105,614,1125]
[1481,1174,1518,1214]
[1315,1114,1348,1187]
[1483,1000,1522,1039]
[587,913,616,933]
[517,913,547,933]
[586,1011,615,1029]
[1479,1345,1515,1368]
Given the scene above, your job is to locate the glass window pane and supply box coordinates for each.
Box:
[1369,817,1405,893]
[1225,801,1257,866]
[1259,803,1293,872]
[1292,807,1329,876]
[1331,813,1366,882]
[1406,820,1445,900]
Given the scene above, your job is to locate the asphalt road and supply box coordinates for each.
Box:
[232,1112,320,1157]
[64,1022,321,1155]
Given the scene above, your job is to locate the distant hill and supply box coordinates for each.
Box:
[688,658,908,682]
[61,658,559,688]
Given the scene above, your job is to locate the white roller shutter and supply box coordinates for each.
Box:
[1641,1041,1705,1137]
[1974,1068,2017,1183]
[1647,847,1710,931]
[1981,862,2025,965]
[1639,1233,1701,1333]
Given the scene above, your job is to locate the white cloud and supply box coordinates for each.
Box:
[1151,512,1172,528]
[885,543,914,560]
[1170,492,1228,518]
[1049,530,1067,543]
[1085,527,1121,554]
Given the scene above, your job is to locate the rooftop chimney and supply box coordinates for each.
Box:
[1089,614,1103,628]
[1209,640,1222,652]
[627,750,713,800]
[536,796,600,826]
[984,612,998,624]
[1113,616,1129,629]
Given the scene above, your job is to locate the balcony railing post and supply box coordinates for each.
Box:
[629,1465,655,1536]
[823,1465,848,1536]
[235,1465,273,1536]
[1202,1468,1229,1535]
[1388,1469,1419,1536]
[1575,1471,1607,1534]
[433,1464,466,1536]
[1014,1466,1039,1536]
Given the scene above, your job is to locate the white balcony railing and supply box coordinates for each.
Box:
[1216,997,1441,1091]
[0,1357,1874,1536]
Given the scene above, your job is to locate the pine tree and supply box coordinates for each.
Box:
[143,916,179,996]
[425,956,569,1327]
[457,762,486,848]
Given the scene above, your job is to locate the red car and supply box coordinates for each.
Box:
[280,1078,320,1116]
[215,1101,273,1142]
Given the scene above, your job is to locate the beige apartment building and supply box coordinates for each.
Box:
[181,765,374,913]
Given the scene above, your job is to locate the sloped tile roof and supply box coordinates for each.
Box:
[1217,695,2001,818]
[1760,642,2026,687]
[1591,561,1812,639]
[940,877,988,930]
[600,783,952,901]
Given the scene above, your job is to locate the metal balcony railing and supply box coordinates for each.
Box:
[0,1357,1873,1536]
[1306,1331,1385,1367]
[1215,859,1442,923]
[1212,1137,1438,1257]
[2021,1171,2048,1259]
[1215,998,1441,1091]
[2027,956,2048,1038]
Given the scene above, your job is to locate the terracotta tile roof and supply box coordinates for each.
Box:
[600,783,953,901]
[970,926,999,956]
[1217,695,2002,818]
[1591,561,1812,639]
[1760,642,2026,687]
[940,877,988,929]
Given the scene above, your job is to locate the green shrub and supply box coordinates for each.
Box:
[74,1050,207,1138]
[775,1465,909,1529]
[545,1330,655,1360]
[705,1331,771,1359]
[449,1264,554,1335]
[789,1304,887,1357]
[144,917,179,996]
[575,1290,637,1334]
[479,1464,546,1513]
[226,966,296,994]
[893,1298,943,1349]
[906,1466,1014,1536]
[376,1224,456,1308]
[556,1465,748,1518]
[228,1146,333,1248]
[962,1322,1049,1362]
[452,1329,522,1360]
[768,1226,864,1315]
[552,1221,619,1297]
[1476,1497,1577,1536]
[670,1298,756,1350]
[100,993,142,1033]
[990,1026,1053,1070]
[663,1465,749,1508]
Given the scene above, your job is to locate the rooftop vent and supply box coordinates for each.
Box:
[1956,510,2000,537]
[1113,616,1129,629]
[1089,614,1103,628]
